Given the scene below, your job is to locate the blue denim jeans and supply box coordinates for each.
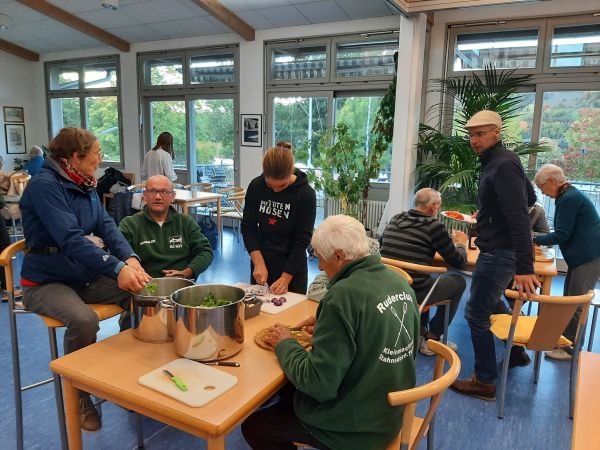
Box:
[465,249,516,384]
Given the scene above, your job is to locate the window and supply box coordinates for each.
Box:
[550,23,600,68]
[452,28,540,72]
[139,46,239,185]
[270,43,328,82]
[335,39,398,78]
[46,56,123,164]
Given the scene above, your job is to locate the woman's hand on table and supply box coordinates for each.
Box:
[118,264,151,293]
[270,273,292,295]
[252,263,268,286]
[263,323,292,347]
[294,315,316,335]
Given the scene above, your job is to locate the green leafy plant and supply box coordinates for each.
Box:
[13,157,27,171]
[416,65,549,212]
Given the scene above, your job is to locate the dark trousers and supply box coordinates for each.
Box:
[241,385,330,450]
[465,250,516,384]
[415,274,466,339]
[563,257,600,342]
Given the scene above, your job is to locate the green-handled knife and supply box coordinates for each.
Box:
[163,369,188,391]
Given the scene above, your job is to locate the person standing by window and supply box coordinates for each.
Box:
[142,132,177,181]
[241,143,316,295]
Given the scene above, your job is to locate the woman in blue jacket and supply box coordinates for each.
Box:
[534,163,600,360]
[19,127,151,431]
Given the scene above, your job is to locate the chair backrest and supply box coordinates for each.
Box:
[387,340,461,450]
[381,257,447,276]
[383,263,413,285]
[504,289,594,351]
[184,183,214,192]
[121,172,135,185]
[227,193,245,215]
[0,239,26,294]
[11,172,31,196]
[218,186,245,196]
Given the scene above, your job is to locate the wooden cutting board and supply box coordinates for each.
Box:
[534,247,555,262]
[138,358,237,407]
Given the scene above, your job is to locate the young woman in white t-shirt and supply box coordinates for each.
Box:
[142,131,177,181]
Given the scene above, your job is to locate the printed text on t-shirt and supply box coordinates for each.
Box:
[259,200,291,219]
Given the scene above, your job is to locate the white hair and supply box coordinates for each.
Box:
[28,146,43,157]
[414,188,441,209]
[534,163,567,186]
[311,215,369,260]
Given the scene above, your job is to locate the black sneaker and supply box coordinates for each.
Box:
[508,347,531,368]
[79,394,101,432]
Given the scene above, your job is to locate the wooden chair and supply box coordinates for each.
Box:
[11,172,31,196]
[492,289,595,419]
[386,339,461,450]
[221,192,245,242]
[127,182,146,191]
[381,257,451,344]
[0,240,128,450]
[384,263,413,285]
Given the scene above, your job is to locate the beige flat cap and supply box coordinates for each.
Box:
[465,110,502,129]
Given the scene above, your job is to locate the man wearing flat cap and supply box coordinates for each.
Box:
[450,110,540,401]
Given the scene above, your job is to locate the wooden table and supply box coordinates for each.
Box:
[49,300,317,450]
[572,351,600,449]
[434,246,558,295]
[173,189,223,242]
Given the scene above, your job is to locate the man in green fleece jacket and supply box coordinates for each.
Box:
[119,175,213,279]
[242,215,419,450]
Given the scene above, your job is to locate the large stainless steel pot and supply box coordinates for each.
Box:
[163,284,246,361]
[131,277,194,343]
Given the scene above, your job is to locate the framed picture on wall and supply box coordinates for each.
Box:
[5,124,26,154]
[3,106,24,123]
[241,114,262,147]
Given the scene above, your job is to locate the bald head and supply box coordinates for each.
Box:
[146,175,173,191]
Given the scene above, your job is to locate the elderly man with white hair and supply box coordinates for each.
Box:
[242,214,419,450]
[24,146,44,176]
[533,163,600,360]
[380,187,467,355]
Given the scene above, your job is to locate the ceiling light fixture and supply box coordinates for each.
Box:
[0,13,11,30]
[101,0,119,11]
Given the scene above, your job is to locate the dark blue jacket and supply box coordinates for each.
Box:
[535,186,600,269]
[20,158,135,286]
[475,141,534,275]
[23,155,44,176]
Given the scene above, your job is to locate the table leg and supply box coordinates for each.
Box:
[207,435,225,450]
[63,379,82,450]
[217,201,222,249]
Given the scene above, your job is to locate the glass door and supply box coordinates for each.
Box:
[188,95,237,187]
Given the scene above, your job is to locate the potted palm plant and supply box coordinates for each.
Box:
[416,65,549,212]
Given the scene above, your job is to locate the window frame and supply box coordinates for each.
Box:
[265,39,331,86]
[446,20,547,77]
[543,16,600,75]
[45,55,124,167]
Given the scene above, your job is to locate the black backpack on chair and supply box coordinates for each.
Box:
[97,167,132,199]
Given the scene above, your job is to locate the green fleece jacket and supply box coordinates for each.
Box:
[276,254,419,450]
[119,206,213,279]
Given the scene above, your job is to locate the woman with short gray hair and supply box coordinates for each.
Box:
[533,163,600,360]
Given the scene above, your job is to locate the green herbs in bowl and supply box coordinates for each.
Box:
[199,292,232,308]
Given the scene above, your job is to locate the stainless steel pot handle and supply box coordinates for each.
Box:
[158,298,175,310]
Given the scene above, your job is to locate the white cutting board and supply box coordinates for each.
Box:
[235,283,307,315]
[138,358,237,407]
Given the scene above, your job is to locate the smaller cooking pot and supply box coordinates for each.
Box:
[131,277,195,343]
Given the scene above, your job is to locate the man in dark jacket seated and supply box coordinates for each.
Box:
[241,214,419,450]
[380,187,468,355]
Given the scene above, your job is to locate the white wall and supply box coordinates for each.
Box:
[0,52,46,172]
[39,15,400,187]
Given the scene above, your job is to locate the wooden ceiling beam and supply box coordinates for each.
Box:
[189,0,255,41]
[16,0,130,52]
[0,38,39,61]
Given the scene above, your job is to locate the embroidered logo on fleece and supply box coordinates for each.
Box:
[169,235,183,249]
